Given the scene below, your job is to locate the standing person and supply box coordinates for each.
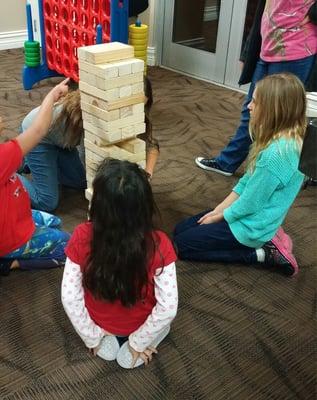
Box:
[195,0,317,176]
[19,89,86,212]
[0,79,71,276]
[62,158,178,369]
[175,74,306,277]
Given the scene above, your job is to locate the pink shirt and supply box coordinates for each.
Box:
[260,0,317,62]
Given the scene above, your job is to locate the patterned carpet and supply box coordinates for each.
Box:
[0,49,316,400]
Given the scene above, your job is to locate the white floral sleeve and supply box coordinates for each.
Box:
[61,258,105,348]
[129,262,178,352]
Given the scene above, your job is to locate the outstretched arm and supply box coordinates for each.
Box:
[16,78,69,156]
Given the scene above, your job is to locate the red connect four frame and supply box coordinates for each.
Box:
[43,0,111,81]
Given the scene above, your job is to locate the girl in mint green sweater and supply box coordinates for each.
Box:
[174,73,306,276]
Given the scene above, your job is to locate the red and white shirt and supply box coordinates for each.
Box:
[62,223,178,352]
[0,140,34,256]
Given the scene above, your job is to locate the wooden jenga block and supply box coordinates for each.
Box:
[79,59,119,79]
[117,138,145,154]
[119,85,132,98]
[131,59,144,74]
[125,151,146,163]
[80,69,144,91]
[79,58,144,79]
[83,120,122,143]
[121,122,146,139]
[80,81,119,102]
[85,188,93,201]
[85,130,115,147]
[132,82,143,95]
[82,110,144,131]
[106,94,145,111]
[84,138,122,159]
[78,42,134,65]
[81,101,120,121]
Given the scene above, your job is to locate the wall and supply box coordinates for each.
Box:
[0,0,27,50]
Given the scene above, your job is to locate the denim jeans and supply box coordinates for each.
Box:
[19,143,86,212]
[216,55,316,173]
[173,210,257,264]
[2,210,70,270]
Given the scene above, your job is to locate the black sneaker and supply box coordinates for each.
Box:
[195,157,233,176]
[263,241,297,277]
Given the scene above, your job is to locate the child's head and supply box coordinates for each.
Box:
[53,89,83,148]
[85,158,157,306]
[248,73,307,169]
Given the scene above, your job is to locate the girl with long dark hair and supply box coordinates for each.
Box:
[62,158,177,368]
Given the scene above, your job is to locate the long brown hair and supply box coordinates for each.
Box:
[247,73,307,172]
[51,89,83,148]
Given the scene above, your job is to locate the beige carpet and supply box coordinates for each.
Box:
[0,49,316,400]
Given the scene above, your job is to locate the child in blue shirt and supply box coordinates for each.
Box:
[174,73,306,276]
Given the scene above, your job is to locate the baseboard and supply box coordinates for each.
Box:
[307,92,317,118]
[0,30,28,50]
[204,6,218,22]
[147,46,156,66]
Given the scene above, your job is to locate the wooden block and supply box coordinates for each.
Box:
[83,121,122,143]
[122,122,146,139]
[119,85,132,98]
[79,59,119,79]
[132,82,143,95]
[79,58,144,79]
[85,187,93,201]
[81,101,120,121]
[82,109,144,131]
[80,81,120,102]
[80,67,143,91]
[78,42,134,64]
[120,105,133,118]
[117,138,145,154]
[125,151,146,163]
[84,138,122,159]
[106,94,145,111]
[132,103,144,114]
[85,130,116,147]
[131,59,144,74]
[80,81,144,110]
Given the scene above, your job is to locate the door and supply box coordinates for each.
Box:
[161,0,259,89]
[162,0,235,84]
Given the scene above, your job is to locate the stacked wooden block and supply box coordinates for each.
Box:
[78,42,146,201]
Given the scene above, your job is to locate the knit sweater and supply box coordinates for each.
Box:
[223,138,304,248]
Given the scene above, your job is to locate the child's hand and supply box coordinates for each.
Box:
[128,343,158,367]
[89,344,101,356]
[198,210,223,225]
[49,78,70,102]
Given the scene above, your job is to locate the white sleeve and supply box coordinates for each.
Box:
[61,257,105,348]
[128,262,178,352]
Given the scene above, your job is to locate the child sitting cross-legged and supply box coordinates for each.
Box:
[62,158,178,368]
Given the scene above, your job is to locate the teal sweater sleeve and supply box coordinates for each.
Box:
[224,166,281,223]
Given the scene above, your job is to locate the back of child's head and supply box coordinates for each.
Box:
[248,73,307,170]
[53,89,83,148]
[85,158,156,306]
[250,73,306,143]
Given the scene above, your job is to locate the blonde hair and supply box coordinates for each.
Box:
[247,73,307,172]
[51,89,83,148]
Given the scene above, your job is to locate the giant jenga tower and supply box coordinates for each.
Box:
[78,42,146,202]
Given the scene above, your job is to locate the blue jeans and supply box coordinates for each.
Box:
[173,210,257,264]
[2,210,70,270]
[19,143,86,212]
[216,55,316,173]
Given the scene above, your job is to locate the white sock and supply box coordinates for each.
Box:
[256,248,265,263]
